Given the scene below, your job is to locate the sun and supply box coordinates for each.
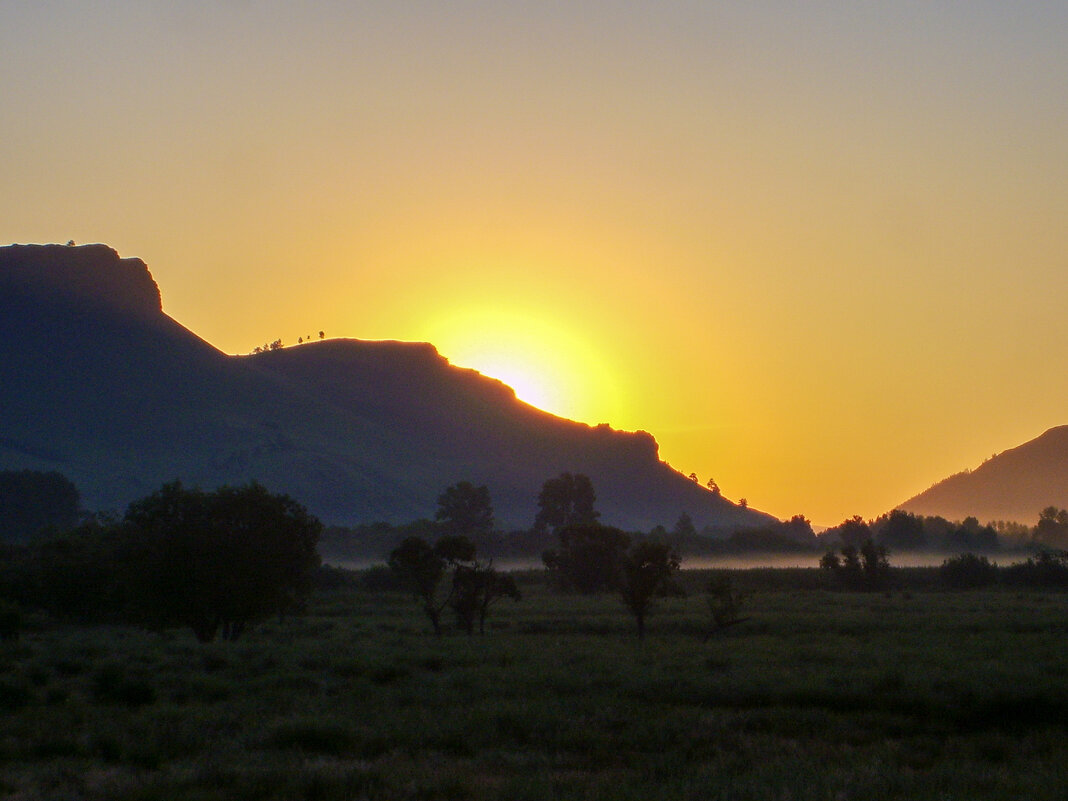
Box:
[420,307,620,425]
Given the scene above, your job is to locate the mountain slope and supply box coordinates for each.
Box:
[898,426,1068,525]
[0,243,771,532]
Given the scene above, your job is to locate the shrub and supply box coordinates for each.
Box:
[939,553,998,589]
[1001,550,1068,588]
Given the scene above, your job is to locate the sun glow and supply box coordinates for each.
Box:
[421,307,620,426]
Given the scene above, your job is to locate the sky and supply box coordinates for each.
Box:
[2,2,1067,526]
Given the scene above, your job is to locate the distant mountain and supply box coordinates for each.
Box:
[899,426,1068,525]
[0,243,772,532]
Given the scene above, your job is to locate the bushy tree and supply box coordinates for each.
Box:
[618,541,680,639]
[704,572,750,640]
[534,473,600,533]
[939,553,998,589]
[389,535,475,635]
[125,481,321,642]
[436,481,494,538]
[390,535,519,635]
[450,564,520,635]
[820,538,891,591]
[874,510,927,551]
[542,523,630,594]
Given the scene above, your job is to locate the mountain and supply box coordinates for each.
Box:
[0,243,771,532]
[899,426,1068,525]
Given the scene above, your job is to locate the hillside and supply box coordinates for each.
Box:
[899,426,1068,525]
[0,243,772,532]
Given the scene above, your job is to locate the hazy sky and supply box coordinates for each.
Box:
[3,2,1067,525]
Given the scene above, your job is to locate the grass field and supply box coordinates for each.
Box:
[2,569,1068,800]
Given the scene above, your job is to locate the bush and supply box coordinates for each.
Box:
[1001,550,1068,588]
[939,553,998,589]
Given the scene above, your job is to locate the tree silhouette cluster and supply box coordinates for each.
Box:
[389,482,518,635]
[388,535,518,635]
[819,539,891,591]
[0,481,321,642]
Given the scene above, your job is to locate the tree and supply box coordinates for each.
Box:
[388,535,475,635]
[673,512,697,539]
[436,482,494,538]
[124,481,321,642]
[533,473,599,533]
[939,553,998,589]
[706,478,720,495]
[833,515,872,549]
[450,564,520,635]
[542,523,630,594]
[704,572,750,640]
[618,541,680,639]
[875,510,926,551]
[820,538,890,591]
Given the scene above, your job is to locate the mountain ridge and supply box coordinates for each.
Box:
[899,425,1068,525]
[0,243,771,532]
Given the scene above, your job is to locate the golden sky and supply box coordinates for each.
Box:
[3,2,1067,525]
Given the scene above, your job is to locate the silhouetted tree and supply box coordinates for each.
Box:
[831,515,872,549]
[781,514,816,544]
[1035,507,1068,548]
[619,540,680,639]
[388,534,475,635]
[436,481,494,538]
[876,510,927,551]
[704,572,750,640]
[542,523,629,593]
[688,472,699,483]
[319,330,325,340]
[820,538,890,591]
[125,481,321,642]
[939,553,998,589]
[706,477,720,495]
[449,563,520,635]
[673,512,696,539]
[533,473,600,533]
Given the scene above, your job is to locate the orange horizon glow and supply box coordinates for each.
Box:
[4,3,1068,526]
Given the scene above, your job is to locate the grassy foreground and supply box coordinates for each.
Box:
[2,570,1068,800]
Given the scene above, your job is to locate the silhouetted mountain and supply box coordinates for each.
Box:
[899,426,1068,525]
[0,243,771,532]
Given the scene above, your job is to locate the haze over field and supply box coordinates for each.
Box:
[3,3,1067,525]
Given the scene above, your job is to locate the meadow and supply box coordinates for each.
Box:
[2,568,1067,800]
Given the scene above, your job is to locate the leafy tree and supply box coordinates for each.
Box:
[1035,507,1068,548]
[533,473,600,533]
[388,535,475,635]
[125,481,321,642]
[542,524,630,594]
[834,515,872,548]
[436,481,494,538]
[939,553,998,589]
[706,477,720,495]
[449,563,520,635]
[703,572,750,640]
[875,510,927,551]
[0,470,81,544]
[820,538,890,591]
[673,512,696,539]
[618,541,680,639]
